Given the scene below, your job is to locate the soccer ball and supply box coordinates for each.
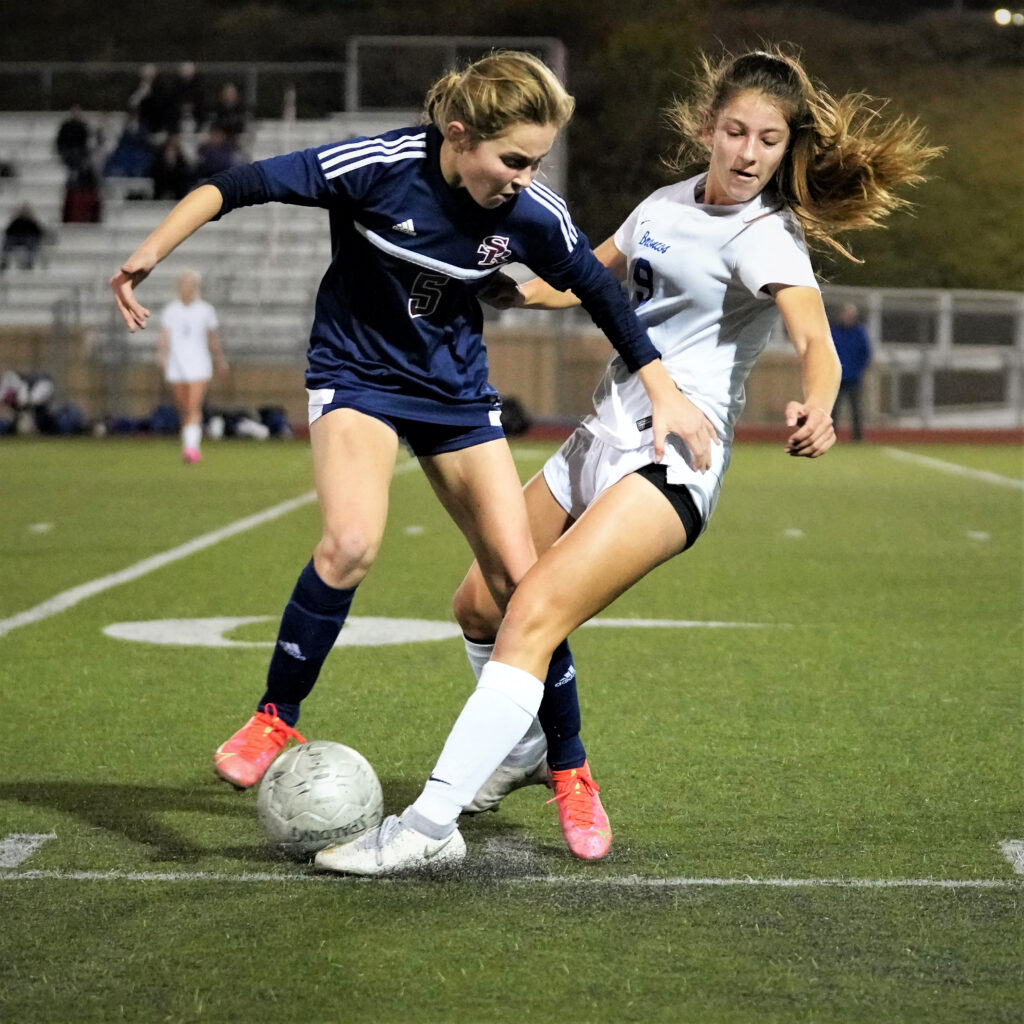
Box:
[257,740,384,861]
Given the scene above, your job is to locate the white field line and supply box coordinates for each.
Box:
[0,833,57,868]
[585,617,769,630]
[0,869,1019,889]
[884,447,1024,491]
[0,460,426,640]
[0,491,317,639]
[999,840,1024,874]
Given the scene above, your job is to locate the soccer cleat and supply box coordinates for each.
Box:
[463,746,550,814]
[547,761,612,861]
[314,812,466,876]
[213,703,306,789]
[183,447,201,464]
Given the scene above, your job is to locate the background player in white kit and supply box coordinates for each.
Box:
[158,269,227,463]
[314,47,942,875]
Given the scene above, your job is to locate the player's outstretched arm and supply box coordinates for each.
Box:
[109,185,224,332]
[772,284,840,458]
[508,236,629,310]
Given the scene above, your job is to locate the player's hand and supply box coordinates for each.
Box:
[652,388,720,473]
[109,250,157,331]
[784,401,835,457]
[477,271,524,310]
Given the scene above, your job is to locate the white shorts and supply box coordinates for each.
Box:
[542,425,729,532]
[165,351,212,384]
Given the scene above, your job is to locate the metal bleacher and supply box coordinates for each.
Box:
[0,109,412,359]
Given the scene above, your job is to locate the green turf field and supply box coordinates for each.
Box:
[1,436,1021,1024]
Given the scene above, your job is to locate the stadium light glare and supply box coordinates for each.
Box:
[1012,11,1024,24]
[993,7,1012,24]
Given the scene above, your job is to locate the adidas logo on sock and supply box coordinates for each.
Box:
[391,218,416,235]
[278,640,307,661]
[555,665,577,687]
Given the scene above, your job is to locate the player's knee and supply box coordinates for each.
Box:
[452,579,500,640]
[314,527,380,586]
[500,590,562,651]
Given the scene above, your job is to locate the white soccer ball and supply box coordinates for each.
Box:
[257,740,384,861]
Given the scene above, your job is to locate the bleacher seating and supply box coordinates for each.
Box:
[0,111,413,358]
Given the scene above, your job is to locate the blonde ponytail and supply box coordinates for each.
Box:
[424,50,574,142]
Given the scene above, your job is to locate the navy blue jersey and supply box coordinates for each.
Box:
[209,125,658,424]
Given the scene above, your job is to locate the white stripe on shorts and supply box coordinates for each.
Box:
[307,388,336,425]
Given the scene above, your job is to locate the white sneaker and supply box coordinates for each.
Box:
[314,813,466,876]
[464,744,550,814]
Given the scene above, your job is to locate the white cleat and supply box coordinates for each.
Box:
[464,745,550,814]
[314,813,466,876]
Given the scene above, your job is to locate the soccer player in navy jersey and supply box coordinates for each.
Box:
[109,51,706,805]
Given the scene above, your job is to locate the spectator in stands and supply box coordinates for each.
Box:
[54,103,92,174]
[103,111,155,180]
[62,165,103,224]
[829,302,872,441]
[194,125,241,181]
[1,203,46,271]
[209,82,248,143]
[168,61,209,134]
[151,136,195,201]
[130,62,174,139]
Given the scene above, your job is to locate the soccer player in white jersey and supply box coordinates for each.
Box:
[158,269,227,463]
[314,47,942,875]
[109,52,705,808]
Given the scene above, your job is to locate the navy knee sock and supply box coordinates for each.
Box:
[259,560,355,726]
[538,639,586,771]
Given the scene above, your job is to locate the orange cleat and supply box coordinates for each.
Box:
[213,703,306,789]
[547,761,612,860]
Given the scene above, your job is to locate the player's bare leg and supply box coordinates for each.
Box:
[215,409,398,787]
[489,472,691,856]
[454,472,575,812]
[174,379,207,462]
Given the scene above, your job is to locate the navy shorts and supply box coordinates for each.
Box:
[312,398,505,457]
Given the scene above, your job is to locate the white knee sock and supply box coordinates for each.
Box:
[463,637,494,681]
[504,715,546,766]
[464,637,545,766]
[411,661,544,828]
[182,423,202,451]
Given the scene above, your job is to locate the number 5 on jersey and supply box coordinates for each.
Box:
[409,272,449,319]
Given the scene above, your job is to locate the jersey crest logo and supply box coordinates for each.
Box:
[391,219,416,236]
[477,235,512,266]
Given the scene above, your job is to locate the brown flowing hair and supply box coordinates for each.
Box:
[664,47,944,260]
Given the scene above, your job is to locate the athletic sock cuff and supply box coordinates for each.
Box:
[297,559,356,612]
[463,637,496,660]
[477,661,544,716]
[401,805,457,840]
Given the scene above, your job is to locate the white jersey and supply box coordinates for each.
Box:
[578,173,818,523]
[161,298,219,383]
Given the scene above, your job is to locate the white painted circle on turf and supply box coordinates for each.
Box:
[103,616,464,648]
[103,615,775,649]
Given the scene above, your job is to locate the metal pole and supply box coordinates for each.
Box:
[345,39,360,112]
